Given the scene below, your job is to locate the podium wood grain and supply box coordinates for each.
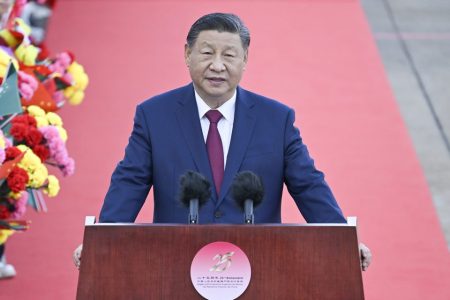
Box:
[77,224,364,299]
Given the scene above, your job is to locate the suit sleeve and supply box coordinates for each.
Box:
[283,109,346,223]
[99,104,153,222]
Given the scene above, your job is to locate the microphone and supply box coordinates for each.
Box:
[231,171,264,224]
[179,171,211,224]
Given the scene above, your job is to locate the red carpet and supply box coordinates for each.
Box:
[2,1,449,299]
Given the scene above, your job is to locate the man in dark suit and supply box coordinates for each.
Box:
[74,13,371,270]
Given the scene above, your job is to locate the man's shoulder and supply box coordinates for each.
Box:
[238,86,292,113]
[138,84,192,109]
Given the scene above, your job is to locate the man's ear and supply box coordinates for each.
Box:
[184,44,191,67]
[243,49,249,63]
[243,49,249,70]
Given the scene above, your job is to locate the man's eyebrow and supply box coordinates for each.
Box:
[223,46,238,51]
[199,42,238,51]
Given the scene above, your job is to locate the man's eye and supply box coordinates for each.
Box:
[225,54,235,58]
[202,52,212,55]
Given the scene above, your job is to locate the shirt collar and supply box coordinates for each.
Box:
[195,89,236,122]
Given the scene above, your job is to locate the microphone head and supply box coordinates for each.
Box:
[231,171,264,209]
[179,171,211,207]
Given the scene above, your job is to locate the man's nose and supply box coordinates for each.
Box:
[209,55,226,72]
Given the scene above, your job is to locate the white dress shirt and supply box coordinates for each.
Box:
[195,89,236,169]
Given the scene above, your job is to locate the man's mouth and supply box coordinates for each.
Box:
[207,77,226,83]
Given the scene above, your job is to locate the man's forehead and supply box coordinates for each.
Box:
[194,30,243,48]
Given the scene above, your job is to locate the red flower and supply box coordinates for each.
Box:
[33,144,50,162]
[11,115,37,128]
[11,115,27,124]
[0,205,11,219]
[10,122,29,141]
[6,166,29,193]
[25,128,43,147]
[5,147,22,161]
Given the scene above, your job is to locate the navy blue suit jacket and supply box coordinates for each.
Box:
[99,83,345,224]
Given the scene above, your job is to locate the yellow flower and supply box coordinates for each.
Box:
[64,62,89,105]
[35,116,49,128]
[16,146,50,188]
[27,105,46,117]
[0,29,20,47]
[8,191,22,200]
[28,164,48,188]
[67,89,85,106]
[56,126,68,142]
[15,43,39,66]
[0,230,14,244]
[16,145,28,151]
[0,48,19,78]
[68,62,89,88]
[14,19,32,36]
[46,112,63,126]
[17,145,42,170]
[44,175,60,197]
[0,135,5,149]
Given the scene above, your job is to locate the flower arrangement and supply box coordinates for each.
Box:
[0,110,69,234]
[0,1,88,247]
[15,105,74,178]
[0,18,89,109]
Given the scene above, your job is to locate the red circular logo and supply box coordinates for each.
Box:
[191,241,251,300]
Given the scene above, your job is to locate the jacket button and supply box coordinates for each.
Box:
[214,211,223,218]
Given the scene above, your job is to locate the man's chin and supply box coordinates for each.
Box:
[207,92,232,103]
[202,88,232,99]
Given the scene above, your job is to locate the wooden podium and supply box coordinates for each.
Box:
[76,217,364,299]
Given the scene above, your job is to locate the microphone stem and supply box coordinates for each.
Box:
[189,198,199,224]
[244,199,254,224]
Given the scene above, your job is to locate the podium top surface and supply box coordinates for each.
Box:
[84,216,357,226]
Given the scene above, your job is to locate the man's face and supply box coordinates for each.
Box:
[185,30,248,107]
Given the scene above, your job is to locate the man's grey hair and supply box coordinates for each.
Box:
[186,13,250,50]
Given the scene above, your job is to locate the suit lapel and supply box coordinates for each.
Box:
[175,84,216,199]
[217,87,256,207]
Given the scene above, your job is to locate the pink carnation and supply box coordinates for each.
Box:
[10,192,28,219]
[19,83,34,100]
[53,91,65,107]
[49,138,64,153]
[49,52,72,74]
[62,73,73,84]
[40,126,60,140]
[0,147,5,164]
[54,148,68,162]
[18,71,38,100]
[39,126,75,176]
[62,157,75,177]
[39,126,63,156]
[18,71,38,89]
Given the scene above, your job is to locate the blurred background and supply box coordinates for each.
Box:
[362,0,450,250]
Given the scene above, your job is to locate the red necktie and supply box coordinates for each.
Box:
[205,110,224,196]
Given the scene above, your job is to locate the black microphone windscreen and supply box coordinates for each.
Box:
[179,171,211,207]
[231,171,264,209]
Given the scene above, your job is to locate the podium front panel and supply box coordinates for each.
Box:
[77,224,364,299]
